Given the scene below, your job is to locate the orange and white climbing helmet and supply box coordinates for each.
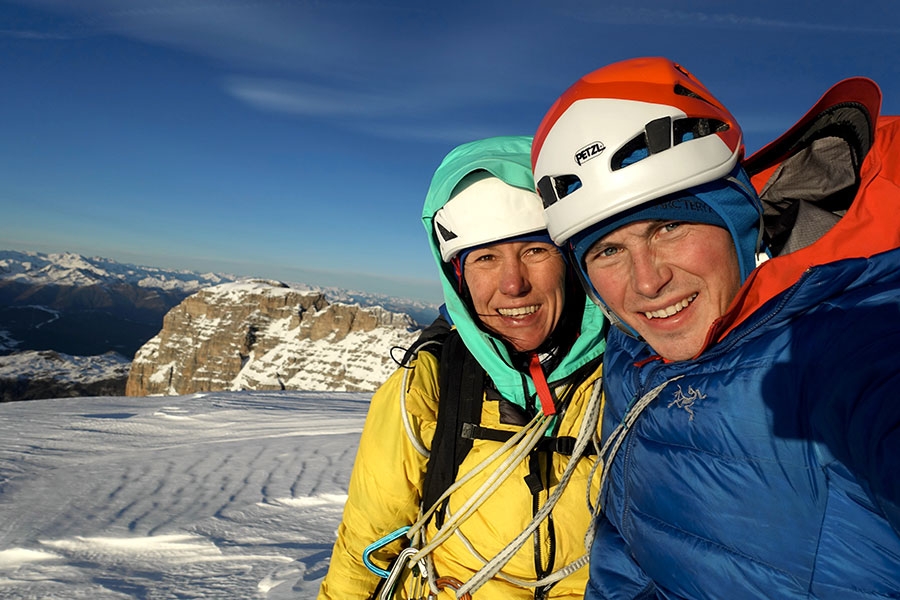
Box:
[531,57,745,246]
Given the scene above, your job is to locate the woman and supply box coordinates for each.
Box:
[319,136,606,599]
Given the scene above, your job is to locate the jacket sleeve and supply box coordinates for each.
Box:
[585,513,658,600]
[317,354,440,599]
[846,354,900,536]
[805,298,900,537]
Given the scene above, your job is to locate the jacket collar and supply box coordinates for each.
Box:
[709,77,900,346]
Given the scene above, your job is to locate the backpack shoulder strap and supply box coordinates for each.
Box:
[400,312,452,365]
[420,328,485,528]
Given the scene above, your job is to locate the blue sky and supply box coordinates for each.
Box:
[2,0,899,303]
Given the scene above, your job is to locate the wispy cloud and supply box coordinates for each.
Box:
[224,77,420,118]
[11,0,394,75]
[0,28,70,40]
[9,0,538,126]
[571,5,900,35]
[30,0,880,146]
[353,120,518,145]
[223,75,525,143]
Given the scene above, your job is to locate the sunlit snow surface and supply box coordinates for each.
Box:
[0,391,367,599]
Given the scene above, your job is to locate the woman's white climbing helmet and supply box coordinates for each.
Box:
[433,170,547,262]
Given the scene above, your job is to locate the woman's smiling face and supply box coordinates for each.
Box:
[464,240,566,353]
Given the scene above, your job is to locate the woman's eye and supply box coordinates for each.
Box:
[523,245,559,263]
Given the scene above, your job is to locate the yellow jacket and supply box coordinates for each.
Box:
[318,348,603,599]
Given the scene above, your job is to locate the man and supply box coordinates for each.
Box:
[319,136,606,599]
[531,57,900,598]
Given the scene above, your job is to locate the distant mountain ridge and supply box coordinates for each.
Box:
[0,249,440,401]
[0,250,233,358]
[0,250,230,291]
[0,249,439,357]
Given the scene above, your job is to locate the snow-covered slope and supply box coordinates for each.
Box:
[0,390,364,598]
[0,350,131,401]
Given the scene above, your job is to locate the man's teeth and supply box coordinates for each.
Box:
[644,294,698,320]
[498,305,538,317]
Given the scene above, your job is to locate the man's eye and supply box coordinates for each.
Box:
[588,246,617,261]
[662,222,683,232]
[596,245,618,257]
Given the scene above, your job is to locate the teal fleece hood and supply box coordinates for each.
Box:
[422,136,606,410]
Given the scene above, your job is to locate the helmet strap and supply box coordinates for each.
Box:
[451,256,463,292]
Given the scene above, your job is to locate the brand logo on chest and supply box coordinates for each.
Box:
[668,384,706,420]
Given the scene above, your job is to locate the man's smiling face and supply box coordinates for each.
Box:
[584,220,741,361]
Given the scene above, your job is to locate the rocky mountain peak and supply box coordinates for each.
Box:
[126,280,422,396]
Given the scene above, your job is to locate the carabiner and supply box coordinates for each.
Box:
[362,526,411,578]
[378,546,420,600]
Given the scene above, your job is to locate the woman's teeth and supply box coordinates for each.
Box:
[498,305,538,317]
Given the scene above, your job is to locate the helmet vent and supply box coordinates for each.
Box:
[611,116,731,171]
[610,117,672,171]
[673,118,729,145]
[674,83,713,105]
[537,174,582,208]
[610,116,674,171]
[436,221,457,242]
[611,135,650,171]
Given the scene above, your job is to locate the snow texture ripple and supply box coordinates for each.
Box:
[0,390,366,599]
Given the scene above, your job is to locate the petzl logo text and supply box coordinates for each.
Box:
[575,141,605,166]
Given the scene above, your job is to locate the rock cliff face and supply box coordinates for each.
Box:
[126,280,421,396]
